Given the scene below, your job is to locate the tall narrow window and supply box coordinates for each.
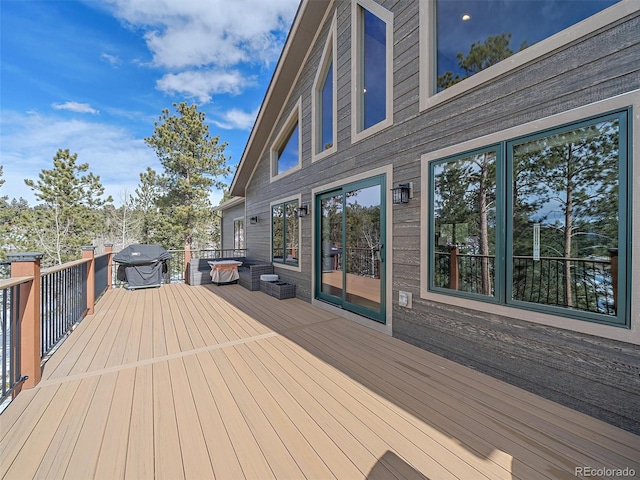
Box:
[277,124,299,175]
[352,0,393,142]
[320,65,333,150]
[362,9,386,129]
[233,218,244,251]
[271,99,302,180]
[313,14,337,161]
[272,199,299,267]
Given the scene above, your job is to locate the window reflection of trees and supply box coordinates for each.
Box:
[346,188,381,279]
[512,120,619,313]
[321,188,381,279]
[273,201,299,266]
[436,0,618,91]
[433,150,496,297]
[431,117,622,317]
[272,205,284,262]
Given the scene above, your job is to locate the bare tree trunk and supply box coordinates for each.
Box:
[563,150,574,308]
[54,203,63,265]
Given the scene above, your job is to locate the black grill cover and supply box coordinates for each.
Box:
[113,244,172,265]
[113,244,172,289]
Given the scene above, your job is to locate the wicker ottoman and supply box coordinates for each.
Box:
[260,280,296,300]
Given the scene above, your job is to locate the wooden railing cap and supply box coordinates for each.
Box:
[0,276,34,289]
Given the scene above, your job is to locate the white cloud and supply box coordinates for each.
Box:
[101,53,121,67]
[0,110,230,207]
[212,108,258,130]
[105,0,298,69]
[0,111,157,206]
[156,69,255,103]
[52,102,100,115]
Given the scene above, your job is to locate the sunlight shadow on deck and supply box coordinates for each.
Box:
[367,451,429,480]
[2,284,638,479]
[204,284,640,480]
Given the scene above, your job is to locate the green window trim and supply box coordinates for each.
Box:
[428,108,631,328]
[314,174,387,324]
[272,199,299,267]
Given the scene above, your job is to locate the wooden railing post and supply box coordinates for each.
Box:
[82,246,95,315]
[184,248,192,285]
[8,252,43,389]
[449,247,459,291]
[105,243,114,290]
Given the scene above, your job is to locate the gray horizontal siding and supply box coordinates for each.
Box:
[241,0,640,433]
[245,1,639,301]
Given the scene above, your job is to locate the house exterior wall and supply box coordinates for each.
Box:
[239,0,640,433]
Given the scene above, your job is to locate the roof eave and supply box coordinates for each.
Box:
[229,0,331,197]
[214,196,245,212]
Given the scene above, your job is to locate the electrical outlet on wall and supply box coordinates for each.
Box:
[398,291,412,308]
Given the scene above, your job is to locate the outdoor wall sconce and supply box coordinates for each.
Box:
[391,182,413,204]
[250,215,259,224]
[297,205,309,218]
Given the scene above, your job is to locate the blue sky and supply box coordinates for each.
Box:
[1,0,299,206]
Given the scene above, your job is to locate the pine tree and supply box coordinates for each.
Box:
[438,32,525,90]
[144,103,231,252]
[23,149,112,266]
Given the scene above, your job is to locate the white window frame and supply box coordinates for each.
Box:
[312,12,338,162]
[351,0,394,145]
[270,98,302,182]
[419,1,632,112]
[270,193,303,272]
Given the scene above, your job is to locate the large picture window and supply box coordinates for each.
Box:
[272,199,299,266]
[419,1,627,111]
[428,110,630,327]
[434,0,618,92]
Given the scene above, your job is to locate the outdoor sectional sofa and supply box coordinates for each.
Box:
[189,257,273,290]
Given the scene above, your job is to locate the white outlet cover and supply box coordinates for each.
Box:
[399,291,412,308]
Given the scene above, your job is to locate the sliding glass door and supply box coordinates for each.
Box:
[316,175,386,322]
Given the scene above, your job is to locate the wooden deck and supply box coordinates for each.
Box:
[1,283,638,479]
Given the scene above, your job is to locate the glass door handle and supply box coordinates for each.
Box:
[376,244,384,262]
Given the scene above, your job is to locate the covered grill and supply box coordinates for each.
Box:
[113,244,172,289]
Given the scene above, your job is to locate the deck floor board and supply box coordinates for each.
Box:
[333,318,640,463]
[93,368,136,480]
[2,283,638,479]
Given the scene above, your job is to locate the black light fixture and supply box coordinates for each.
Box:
[297,205,309,218]
[391,183,412,205]
[250,215,259,224]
